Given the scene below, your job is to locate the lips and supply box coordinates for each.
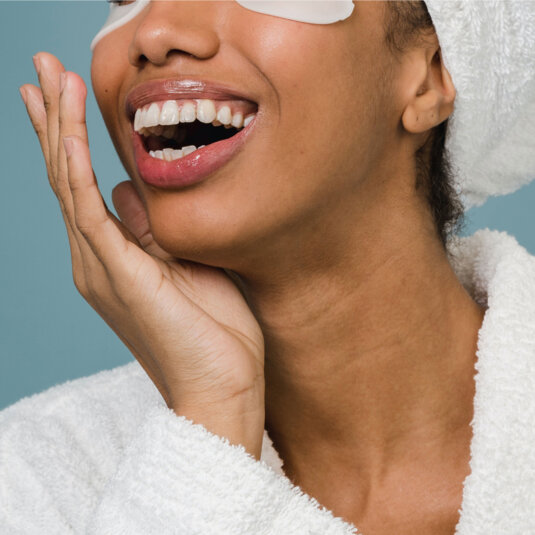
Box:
[125,78,259,189]
[130,121,255,189]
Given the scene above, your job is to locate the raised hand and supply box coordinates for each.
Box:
[19,52,266,460]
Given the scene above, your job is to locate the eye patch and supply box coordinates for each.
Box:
[235,1,354,24]
[91,0,355,51]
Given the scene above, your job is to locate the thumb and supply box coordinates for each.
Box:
[112,181,174,259]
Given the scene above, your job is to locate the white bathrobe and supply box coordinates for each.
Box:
[1,228,534,534]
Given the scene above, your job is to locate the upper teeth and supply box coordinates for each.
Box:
[134,99,256,133]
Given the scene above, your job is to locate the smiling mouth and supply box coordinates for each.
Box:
[130,96,259,189]
[134,98,257,161]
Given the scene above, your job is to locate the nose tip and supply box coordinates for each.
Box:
[128,2,220,68]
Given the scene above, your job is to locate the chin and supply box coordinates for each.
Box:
[146,205,257,268]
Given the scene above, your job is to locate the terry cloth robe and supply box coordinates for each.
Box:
[1,227,534,534]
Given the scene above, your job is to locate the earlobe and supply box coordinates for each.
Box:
[401,47,456,135]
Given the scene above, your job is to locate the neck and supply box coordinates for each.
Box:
[230,183,485,506]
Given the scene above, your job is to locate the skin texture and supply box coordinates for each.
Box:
[21,2,487,533]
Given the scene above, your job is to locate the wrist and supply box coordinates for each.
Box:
[172,398,265,461]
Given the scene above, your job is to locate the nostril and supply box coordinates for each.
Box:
[168,50,196,60]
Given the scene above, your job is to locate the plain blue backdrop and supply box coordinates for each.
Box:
[1,1,534,410]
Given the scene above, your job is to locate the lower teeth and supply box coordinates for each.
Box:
[149,145,206,161]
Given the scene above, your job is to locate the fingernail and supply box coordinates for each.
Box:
[63,136,74,157]
[19,86,27,105]
[59,72,66,94]
[32,55,41,75]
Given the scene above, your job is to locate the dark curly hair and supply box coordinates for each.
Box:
[382,1,465,249]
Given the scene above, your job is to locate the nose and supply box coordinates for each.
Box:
[128,1,221,68]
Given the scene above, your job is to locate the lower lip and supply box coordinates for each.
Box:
[132,119,256,189]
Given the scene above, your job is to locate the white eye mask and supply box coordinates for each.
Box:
[90,0,355,51]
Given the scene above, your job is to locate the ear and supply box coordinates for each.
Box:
[401,45,456,135]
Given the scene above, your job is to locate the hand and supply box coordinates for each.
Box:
[19,52,266,460]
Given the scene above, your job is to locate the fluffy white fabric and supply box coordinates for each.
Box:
[424,0,535,210]
[1,228,535,533]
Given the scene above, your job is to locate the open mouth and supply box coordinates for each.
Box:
[130,96,259,188]
[134,99,257,162]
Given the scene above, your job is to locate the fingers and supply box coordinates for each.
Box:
[21,53,148,285]
[33,53,65,188]
[20,79,84,270]
[63,134,137,270]
[19,84,51,179]
[57,71,88,231]
[112,181,175,260]
[21,55,92,272]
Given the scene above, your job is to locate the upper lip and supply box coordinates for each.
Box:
[125,78,258,120]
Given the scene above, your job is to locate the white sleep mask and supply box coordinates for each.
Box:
[90,0,355,51]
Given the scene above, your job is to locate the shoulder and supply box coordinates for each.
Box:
[0,359,163,455]
[2,358,160,424]
[447,228,535,308]
[0,360,163,530]
[448,230,535,532]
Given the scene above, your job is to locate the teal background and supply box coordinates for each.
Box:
[1,1,534,410]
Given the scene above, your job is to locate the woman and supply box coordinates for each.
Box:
[3,1,535,533]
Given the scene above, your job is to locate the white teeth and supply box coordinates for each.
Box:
[145,102,160,127]
[182,145,197,156]
[140,110,149,130]
[231,112,244,128]
[135,99,257,133]
[216,105,232,125]
[162,148,174,161]
[180,102,196,123]
[149,145,202,161]
[197,99,217,123]
[160,100,180,125]
[134,109,143,131]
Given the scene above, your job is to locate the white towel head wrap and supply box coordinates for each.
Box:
[424,0,535,210]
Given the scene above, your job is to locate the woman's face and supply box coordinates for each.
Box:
[91,1,398,268]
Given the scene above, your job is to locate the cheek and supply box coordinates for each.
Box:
[91,47,113,117]
[91,35,130,131]
[242,23,381,197]
[91,36,136,172]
